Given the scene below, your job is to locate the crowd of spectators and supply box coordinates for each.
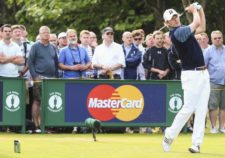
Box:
[0,24,224,134]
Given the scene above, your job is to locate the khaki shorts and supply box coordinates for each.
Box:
[208,83,225,110]
[33,82,42,102]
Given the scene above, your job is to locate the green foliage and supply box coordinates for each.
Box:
[4,0,158,40]
[3,0,225,41]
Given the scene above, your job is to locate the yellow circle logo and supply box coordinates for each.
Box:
[87,85,144,122]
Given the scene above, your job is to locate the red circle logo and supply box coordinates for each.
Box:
[87,84,144,121]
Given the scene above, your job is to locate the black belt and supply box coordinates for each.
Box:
[182,66,207,71]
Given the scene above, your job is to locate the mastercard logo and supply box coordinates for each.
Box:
[87,84,144,121]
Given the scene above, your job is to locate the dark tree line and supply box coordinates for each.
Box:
[1,0,225,42]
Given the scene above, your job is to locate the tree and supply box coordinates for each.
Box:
[4,0,225,42]
[0,0,18,25]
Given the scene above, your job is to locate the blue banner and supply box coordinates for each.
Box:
[65,83,166,123]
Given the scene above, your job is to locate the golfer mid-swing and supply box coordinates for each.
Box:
[162,3,210,153]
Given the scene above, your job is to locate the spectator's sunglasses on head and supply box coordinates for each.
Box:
[134,37,142,41]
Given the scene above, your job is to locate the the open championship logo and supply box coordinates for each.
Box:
[87,84,144,122]
[169,93,183,113]
[48,92,63,112]
[5,91,20,112]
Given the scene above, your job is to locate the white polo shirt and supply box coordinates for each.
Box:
[92,41,125,75]
[0,40,23,77]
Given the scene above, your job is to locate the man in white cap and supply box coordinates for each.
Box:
[58,32,67,49]
[162,3,210,153]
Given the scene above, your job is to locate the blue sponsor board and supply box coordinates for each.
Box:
[65,83,166,123]
[0,81,3,122]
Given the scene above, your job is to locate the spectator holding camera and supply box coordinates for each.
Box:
[58,29,91,79]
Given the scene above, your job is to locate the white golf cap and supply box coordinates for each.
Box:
[163,9,179,21]
[58,32,67,39]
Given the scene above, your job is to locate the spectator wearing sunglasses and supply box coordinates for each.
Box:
[92,27,125,79]
[121,31,142,80]
[132,30,146,80]
[204,30,225,134]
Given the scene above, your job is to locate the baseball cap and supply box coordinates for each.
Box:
[101,27,114,34]
[163,9,179,21]
[58,32,66,39]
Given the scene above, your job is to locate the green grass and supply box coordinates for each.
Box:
[0,133,224,158]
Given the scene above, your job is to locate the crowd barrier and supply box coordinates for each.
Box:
[0,78,183,133]
[0,78,26,133]
[41,79,183,133]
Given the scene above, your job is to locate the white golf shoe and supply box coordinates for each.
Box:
[188,145,200,153]
[219,128,225,133]
[162,136,173,152]
[210,127,218,134]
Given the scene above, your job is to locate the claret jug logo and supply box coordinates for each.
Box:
[87,85,144,121]
[5,91,20,112]
[48,92,63,112]
[169,93,183,113]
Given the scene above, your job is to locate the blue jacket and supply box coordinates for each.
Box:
[122,44,142,79]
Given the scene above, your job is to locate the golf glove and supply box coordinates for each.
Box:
[191,2,202,10]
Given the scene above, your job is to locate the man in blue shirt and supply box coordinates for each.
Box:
[204,30,225,134]
[58,29,91,78]
[162,3,210,153]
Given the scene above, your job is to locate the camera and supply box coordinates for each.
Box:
[73,62,81,65]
